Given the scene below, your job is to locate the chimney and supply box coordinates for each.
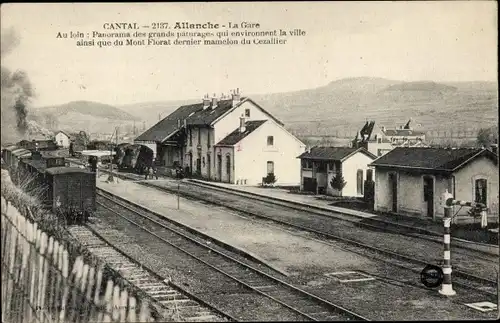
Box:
[211,93,218,109]
[239,114,246,133]
[202,94,210,110]
[400,125,404,129]
[232,88,241,107]
[381,126,386,132]
[177,119,181,128]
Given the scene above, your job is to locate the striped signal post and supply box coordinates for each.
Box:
[439,190,487,296]
[439,189,456,296]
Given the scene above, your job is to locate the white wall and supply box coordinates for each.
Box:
[233,120,305,186]
[213,100,272,146]
[453,156,499,222]
[374,156,499,224]
[341,152,376,197]
[213,146,234,183]
[55,133,70,148]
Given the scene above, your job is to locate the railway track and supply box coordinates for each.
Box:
[187,180,498,252]
[129,179,498,298]
[68,225,233,322]
[67,160,497,296]
[96,188,369,322]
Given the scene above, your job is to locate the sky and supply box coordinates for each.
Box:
[1,1,497,107]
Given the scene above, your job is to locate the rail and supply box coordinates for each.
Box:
[96,188,369,321]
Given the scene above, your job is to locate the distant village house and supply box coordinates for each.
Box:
[369,147,499,224]
[297,147,377,197]
[135,89,306,185]
[352,119,427,157]
[55,130,71,148]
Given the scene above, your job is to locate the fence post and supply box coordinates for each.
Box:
[69,256,84,323]
[439,190,456,296]
[83,266,95,323]
[120,288,128,322]
[127,297,137,322]
[100,279,114,322]
[59,249,70,322]
[112,284,121,321]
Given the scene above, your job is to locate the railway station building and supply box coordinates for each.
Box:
[135,89,306,185]
[369,147,499,224]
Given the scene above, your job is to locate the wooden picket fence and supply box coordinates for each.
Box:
[1,196,154,323]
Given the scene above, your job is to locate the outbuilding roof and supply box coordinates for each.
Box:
[297,147,377,161]
[216,120,267,146]
[369,147,497,171]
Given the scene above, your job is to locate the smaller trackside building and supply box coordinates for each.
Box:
[298,147,377,197]
[369,147,499,224]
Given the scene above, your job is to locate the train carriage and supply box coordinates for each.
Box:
[10,148,32,184]
[45,167,96,223]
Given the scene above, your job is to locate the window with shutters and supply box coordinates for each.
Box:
[475,179,487,205]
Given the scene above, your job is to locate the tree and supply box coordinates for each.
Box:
[330,174,347,196]
[476,127,497,148]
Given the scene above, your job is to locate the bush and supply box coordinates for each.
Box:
[330,174,347,194]
[263,173,277,185]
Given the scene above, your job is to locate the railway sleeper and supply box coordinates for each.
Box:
[295,304,334,314]
[152,293,186,302]
[146,289,179,296]
[159,299,199,307]
[130,278,158,284]
[138,284,167,291]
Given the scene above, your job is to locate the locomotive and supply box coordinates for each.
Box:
[113,144,154,174]
[2,145,96,224]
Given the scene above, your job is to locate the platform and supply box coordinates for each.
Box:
[189,179,499,255]
[96,177,378,277]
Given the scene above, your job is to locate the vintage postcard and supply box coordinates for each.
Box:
[1,2,498,322]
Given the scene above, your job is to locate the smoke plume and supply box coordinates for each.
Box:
[1,27,35,144]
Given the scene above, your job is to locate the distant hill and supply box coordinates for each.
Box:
[380,81,457,93]
[114,77,498,140]
[30,100,140,136]
[35,100,139,121]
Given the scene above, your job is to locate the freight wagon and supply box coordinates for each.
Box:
[13,150,96,224]
[18,139,58,151]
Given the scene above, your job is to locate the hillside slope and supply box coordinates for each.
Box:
[117,77,497,138]
[35,100,139,121]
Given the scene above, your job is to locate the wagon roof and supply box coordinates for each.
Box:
[12,148,32,157]
[45,166,93,175]
[22,159,48,172]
